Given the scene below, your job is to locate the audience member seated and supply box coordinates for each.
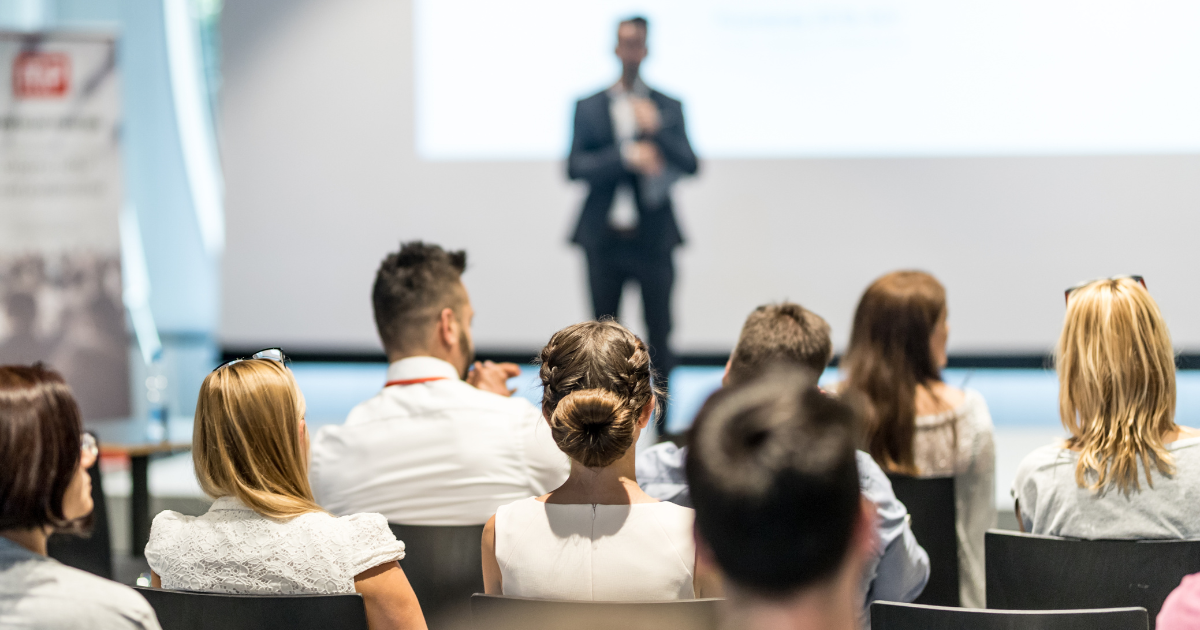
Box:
[687,366,875,630]
[481,320,721,600]
[637,302,929,619]
[309,242,569,525]
[1013,276,1200,538]
[144,354,426,630]
[0,365,160,630]
[838,271,994,608]
[1157,572,1200,629]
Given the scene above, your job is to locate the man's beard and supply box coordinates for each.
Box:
[458,328,475,380]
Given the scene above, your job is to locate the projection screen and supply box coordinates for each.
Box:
[220,0,1200,355]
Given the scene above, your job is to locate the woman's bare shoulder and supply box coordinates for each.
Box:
[915,382,967,416]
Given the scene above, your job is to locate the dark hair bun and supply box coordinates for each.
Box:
[548,389,636,468]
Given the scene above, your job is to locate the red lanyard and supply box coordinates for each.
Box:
[384,376,449,388]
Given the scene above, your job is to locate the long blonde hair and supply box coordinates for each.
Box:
[1057,277,1176,493]
[194,359,324,519]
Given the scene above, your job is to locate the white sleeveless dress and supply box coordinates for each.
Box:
[494,497,696,601]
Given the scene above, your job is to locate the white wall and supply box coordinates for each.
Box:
[220,0,1200,354]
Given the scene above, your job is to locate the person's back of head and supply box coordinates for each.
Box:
[195,359,322,520]
[372,241,469,363]
[727,302,832,386]
[1058,276,1176,492]
[687,366,869,626]
[0,364,89,533]
[842,270,946,474]
[0,365,155,630]
[538,320,660,468]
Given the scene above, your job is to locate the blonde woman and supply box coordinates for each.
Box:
[1013,277,1200,538]
[145,351,426,630]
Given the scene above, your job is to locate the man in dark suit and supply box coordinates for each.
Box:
[567,16,697,392]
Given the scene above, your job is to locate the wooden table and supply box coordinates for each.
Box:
[100,441,191,557]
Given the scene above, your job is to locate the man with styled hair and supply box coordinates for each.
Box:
[688,367,875,630]
[309,241,569,527]
[637,301,929,623]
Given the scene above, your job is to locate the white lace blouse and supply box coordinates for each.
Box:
[145,496,405,595]
[913,388,995,609]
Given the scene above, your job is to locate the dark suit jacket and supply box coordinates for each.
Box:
[567,88,698,252]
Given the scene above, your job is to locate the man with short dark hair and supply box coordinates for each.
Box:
[636,302,929,624]
[309,241,569,525]
[726,302,833,381]
[688,367,875,630]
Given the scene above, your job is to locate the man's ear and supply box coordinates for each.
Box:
[721,358,732,387]
[437,307,457,349]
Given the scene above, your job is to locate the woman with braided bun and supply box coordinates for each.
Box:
[481,320,721,600]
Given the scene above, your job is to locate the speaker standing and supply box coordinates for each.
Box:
[567,16,697,410]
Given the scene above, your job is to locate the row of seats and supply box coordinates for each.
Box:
[122,527,1196,630]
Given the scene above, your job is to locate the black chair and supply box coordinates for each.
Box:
[871,601,1148,630]
[47,432,113,579]
[470,594,721,630]
[986,530,1200,629]
[389,523,485,627]
[886,474,959,606]
[135,587,368,630]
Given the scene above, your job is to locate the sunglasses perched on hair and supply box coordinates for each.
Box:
[1064,275,1145,305]
[81,432,98,461]
[213,347,290,373]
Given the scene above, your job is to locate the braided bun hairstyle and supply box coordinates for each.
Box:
[538,320,661,468]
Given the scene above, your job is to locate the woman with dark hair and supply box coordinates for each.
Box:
[481,320,721,600]
[839,271,995,608]
[0,364,160,629]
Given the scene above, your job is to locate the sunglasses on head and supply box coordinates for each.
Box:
[1064,275,1145,305]
[213,347,290,373]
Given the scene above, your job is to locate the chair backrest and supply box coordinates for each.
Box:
[986,530,1200,628]
[47,436,112,579]
[389,523,485,627]
[886,474,958,606]
[871,601,1148,630]
[470,594,722,630]
[135,588,368,630]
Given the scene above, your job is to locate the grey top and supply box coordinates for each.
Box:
[637,443,929,626]
[1012,436,1200,539]
[0,537,160,630]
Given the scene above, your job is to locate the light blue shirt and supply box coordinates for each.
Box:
[636,444,930,623]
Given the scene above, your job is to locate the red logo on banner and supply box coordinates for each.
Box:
[12,52,71,98]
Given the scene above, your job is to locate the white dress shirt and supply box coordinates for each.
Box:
[607,78,646,231]
[309,357,570,526]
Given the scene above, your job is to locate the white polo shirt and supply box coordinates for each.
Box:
[309,357,570,526]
